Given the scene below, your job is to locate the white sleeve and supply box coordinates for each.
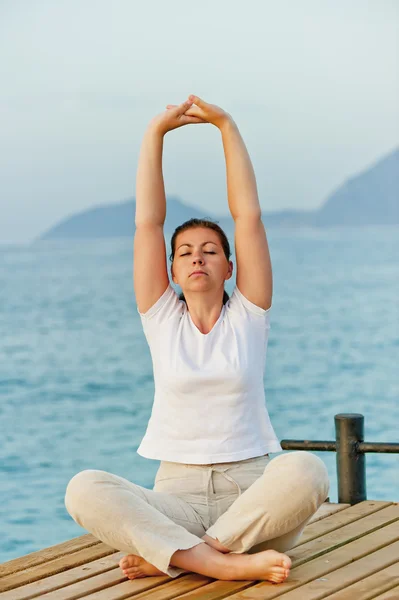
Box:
[137,284,183,340]
[227,286,271,329]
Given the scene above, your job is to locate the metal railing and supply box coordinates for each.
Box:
[280,413,399,505]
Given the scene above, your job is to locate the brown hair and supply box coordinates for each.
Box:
[169,218,231,305]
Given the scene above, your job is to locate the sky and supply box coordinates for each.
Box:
[0,0,398,244]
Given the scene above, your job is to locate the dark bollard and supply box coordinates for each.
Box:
[281,413,398,504]
[335,414,367,505]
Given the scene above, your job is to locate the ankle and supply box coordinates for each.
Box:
[170,542,234,580]
[222,552,250,580]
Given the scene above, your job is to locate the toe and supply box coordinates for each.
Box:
[126,566,138,574]
[282,556,292,569]
[272,566,287,576]
[126,568,139,579]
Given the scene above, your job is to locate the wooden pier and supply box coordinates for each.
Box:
[1,500,398,599]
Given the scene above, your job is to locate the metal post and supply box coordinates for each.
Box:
[335,413,366,505]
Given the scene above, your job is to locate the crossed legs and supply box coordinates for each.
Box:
[65,451,329,582]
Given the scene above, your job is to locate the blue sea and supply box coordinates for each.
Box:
[1,226,398,563]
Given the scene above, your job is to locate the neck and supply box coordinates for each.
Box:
[184,289,225,334]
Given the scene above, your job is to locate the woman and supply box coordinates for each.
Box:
[65,95,330,584]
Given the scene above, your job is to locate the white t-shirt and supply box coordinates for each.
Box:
[136,283,282,464]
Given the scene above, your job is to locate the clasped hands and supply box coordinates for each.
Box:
[149,94,232,136]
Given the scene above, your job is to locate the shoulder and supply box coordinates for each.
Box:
[227,286,272,323]
[138,283,185,339]
[138,283,179,318]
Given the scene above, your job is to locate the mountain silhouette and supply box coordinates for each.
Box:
[38,147,398,240]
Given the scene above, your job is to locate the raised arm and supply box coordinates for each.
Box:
[133,125,169,314]
[134,101,206,314]
[183,95,272,310]
[220,117,273,310]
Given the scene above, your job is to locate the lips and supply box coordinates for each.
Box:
[190,271,207,276]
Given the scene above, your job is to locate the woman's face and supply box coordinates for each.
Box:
[171,227,233,294]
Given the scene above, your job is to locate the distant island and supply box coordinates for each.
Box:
[38,147,398,240]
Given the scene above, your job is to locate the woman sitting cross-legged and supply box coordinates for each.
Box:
[65,95,330,584]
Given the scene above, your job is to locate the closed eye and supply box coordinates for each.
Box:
[180,251,216,256]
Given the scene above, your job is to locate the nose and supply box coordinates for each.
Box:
[193,258,203,264]
[192,253,204,265]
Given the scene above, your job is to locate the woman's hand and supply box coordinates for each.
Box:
[166,95,232,130]
[149,100,207,136]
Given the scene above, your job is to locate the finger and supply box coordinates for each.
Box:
[188,94,206,107]
[174,100,193,115]
[165,101,191,113]
[166,106,202,121]
[181,116,208,125]
[168,104,204,119]
[182,106,203,119]
[189,117,209,125]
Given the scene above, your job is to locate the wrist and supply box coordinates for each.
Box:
[218,114,236,133]
[146,119,167,139]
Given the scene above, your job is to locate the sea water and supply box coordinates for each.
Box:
[1,225,398,562]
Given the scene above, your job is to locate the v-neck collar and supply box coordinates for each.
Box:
[186,304,226,337]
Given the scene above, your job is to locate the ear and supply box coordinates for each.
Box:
[171,264,177,284]
[225,260,234,281]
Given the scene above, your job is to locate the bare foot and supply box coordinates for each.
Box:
[227,549,292,583]
[119,554,165,579]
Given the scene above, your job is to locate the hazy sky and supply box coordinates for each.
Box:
[1,0,398,244]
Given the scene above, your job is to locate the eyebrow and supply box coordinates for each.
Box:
[177,241,218,250]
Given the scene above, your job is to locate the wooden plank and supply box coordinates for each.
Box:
[167,501,399,600]
[0,552,170,599]
[154,516,399,600]
[289,505,399,567]
[371,586,399,600]
[296,501,393,546]
[0,545,120,594]
[0,502,395,599]
[265,542,399,600]
[78,573,213,600]
[0,502,356,596]
[318,561,399,599]
[0,535,101,578]
[0,502,350,581]
[163,580,256,600]
[222,520,399,599]
[306,503,350,525]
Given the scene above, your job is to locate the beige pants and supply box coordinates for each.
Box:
[65,451,329,578]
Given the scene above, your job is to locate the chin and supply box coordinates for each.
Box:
[187,281,212,291]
